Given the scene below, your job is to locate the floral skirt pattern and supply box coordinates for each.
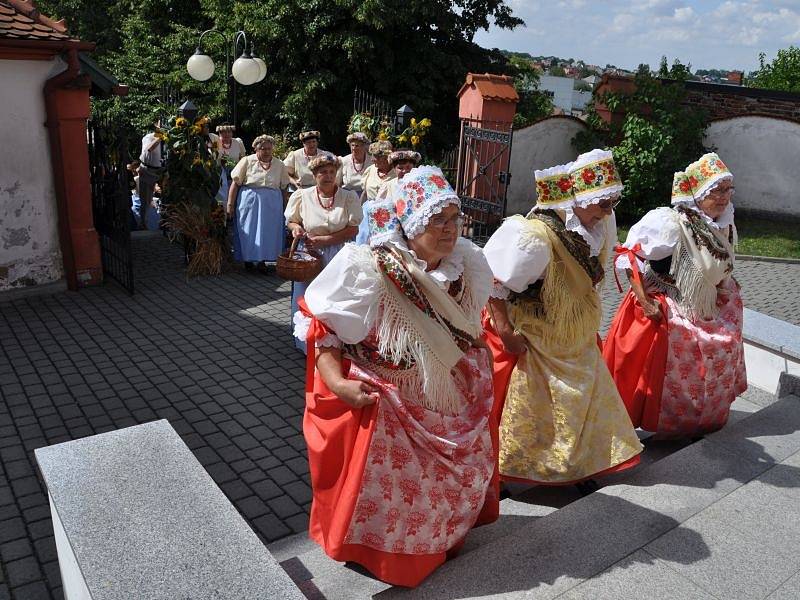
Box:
[658,278,747,435]
[342,348,495,555]
[497,305,642,484]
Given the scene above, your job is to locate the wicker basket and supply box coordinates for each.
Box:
[277,236,323,282]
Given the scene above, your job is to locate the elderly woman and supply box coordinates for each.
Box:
[375,149,422,200]
[294,166,497,587]
[284,130,326,190]
[337,132,373,195]
[604,152,747,437]
[213,124,247,207]
[285,154,362,353]
[227,135,291,272]
[355,141,395,244]
[483,150,642,493]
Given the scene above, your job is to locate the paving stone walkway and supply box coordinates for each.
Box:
[1,232,798,600]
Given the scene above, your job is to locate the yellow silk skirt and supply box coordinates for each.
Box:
[499,304,643,484]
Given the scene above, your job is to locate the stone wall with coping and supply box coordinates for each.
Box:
[683,80,800,122]
[0,57,65,291]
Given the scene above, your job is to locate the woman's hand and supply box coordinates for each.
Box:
[306,234,332,249]
[226,201,235,216]
[331,378,380,408]
[639,297,663,322]
[291,226,306,239]
[499,328,527,355]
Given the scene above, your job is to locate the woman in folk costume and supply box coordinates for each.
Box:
[294,166,498,587]
[355,140,396,244]
[375,149,422,200]
[604,153,746,437]
[214,124,247,207]
[483,150,642,491]
[227,135,291,272]
[284,130,327,189]
[286,153,362,353]
[337,132,373,195]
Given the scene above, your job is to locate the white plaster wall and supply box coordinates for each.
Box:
[506,117,588,216]
[704,116,800,218]
[0,57,66,291]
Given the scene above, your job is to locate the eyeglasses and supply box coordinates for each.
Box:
[707,185,735,196]
[428,212,466,229]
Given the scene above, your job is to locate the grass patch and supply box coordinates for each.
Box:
[616,215,800,259]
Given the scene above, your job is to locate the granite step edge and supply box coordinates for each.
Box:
[373,397,800,599]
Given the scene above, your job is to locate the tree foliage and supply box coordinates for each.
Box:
[574,62,708,219]
[39,0,523,155]
[747,46,800,92]
[507,55,553,128]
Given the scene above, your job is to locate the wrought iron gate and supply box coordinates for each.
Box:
[454,118,513,246]
[87,119,135,294]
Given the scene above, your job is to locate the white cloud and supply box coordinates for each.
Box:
[474,0,800,72]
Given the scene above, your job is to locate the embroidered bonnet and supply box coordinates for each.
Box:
[568,149,623,207]
[392,166,460,239]
[534,163,575,209]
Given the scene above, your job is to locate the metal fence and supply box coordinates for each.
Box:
[353,88,393,119]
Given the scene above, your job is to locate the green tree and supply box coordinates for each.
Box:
[507,55,552,128]
[574,67,708,219]
[747,46,800,92]
[549,64,566,77]
[39,0,523,155]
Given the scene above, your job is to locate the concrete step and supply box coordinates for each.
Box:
[269,387,787,599]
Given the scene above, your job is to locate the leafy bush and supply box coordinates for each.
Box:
[747,46,800,92]
[574,64,708,219]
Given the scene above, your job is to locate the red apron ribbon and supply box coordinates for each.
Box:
[613,243,643,293]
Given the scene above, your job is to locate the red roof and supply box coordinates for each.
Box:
[457,73,519,103]
[0,0,75,42]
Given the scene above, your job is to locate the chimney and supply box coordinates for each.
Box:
[727,71,743,86]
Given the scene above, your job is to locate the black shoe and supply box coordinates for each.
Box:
[575,479,600,497]
[256,262,269,274]
[244,262,255,271]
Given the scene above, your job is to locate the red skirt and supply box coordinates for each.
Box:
[302,303,499,588]
[602,291,669,432]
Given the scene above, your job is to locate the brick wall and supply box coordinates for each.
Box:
[682,81,800,122]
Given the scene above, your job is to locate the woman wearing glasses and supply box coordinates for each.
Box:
[483,150,642,494]
[293,166,497,587]
[604,152,746,438]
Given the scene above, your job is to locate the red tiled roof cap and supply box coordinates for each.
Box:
[0,0,75,42]
[458,72,520,103]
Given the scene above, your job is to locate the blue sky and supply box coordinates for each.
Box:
[474,0,800,72]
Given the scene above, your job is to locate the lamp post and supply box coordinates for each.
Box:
[395,104,415,136]
[186,29,266,130]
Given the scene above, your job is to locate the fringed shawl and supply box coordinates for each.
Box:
[508,214,606,349]
[345,243,483,415]
[668,205,735,320]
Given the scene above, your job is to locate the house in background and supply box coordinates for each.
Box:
[0,0,125,296]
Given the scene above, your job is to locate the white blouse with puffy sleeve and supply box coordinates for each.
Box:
[293,237,493,347]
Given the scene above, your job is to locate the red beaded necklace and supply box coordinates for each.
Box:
[258,158,272,171]
[351,154,367,175]
[316,186,337,211]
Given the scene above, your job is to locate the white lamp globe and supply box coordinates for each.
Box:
[186,51,215,81]
[232,54,260,85]
[253,57,267,82]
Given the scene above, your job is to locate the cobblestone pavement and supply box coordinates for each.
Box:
[1,233,798,599]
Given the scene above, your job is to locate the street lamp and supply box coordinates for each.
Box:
[395,104,415,135]
[186,29,267,129]
[178,100,199,123]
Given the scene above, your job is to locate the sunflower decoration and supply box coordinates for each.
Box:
[160,113,227,277]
